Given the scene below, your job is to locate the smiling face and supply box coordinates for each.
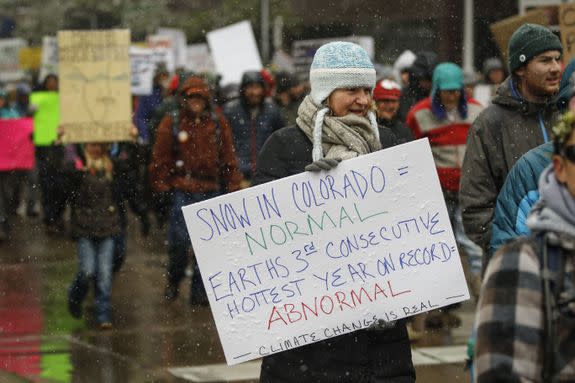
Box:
[516,50,562,101]
[327,87,372,117]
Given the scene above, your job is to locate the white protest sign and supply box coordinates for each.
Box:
[185,44,215,74]
[0,38,27,82]
[147,34,176,73]
[158,27,187,69]
[39,36,58,82]
[207,20,262,86]
[130,47,156,96]
[183,139,469,365]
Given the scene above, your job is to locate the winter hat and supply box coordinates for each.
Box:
[373,79,402,101]
[432,63,464,92]
[431,63,467,120]
[240,71,265,90]
[482,57,504,76]
[409,51,438,80]
[275,72,295,94]
[309,41,376,106]
[179,76,211,100]
[393,50,416,82]
[308,42,379,161]
[508,23,562,73]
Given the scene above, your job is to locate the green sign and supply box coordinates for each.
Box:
[30,91,59,146]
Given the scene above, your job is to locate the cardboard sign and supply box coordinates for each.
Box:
[490,9,548,65]
[58,29,132,143]
[0,38,27,82]
[561,3,575,62]
[30,91,59,146]
[39,36,58,82]
[292,36,375,82]
[182,139,469,365]
[207,21,262,86]
[0,118,35,171]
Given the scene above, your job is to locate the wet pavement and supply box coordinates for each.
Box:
[0,212,473,382]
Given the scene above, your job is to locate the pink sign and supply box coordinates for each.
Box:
[0,118,35,171]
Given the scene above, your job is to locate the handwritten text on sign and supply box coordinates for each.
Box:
[182,139,469,365]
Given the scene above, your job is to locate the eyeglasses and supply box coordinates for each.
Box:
[562,145,575,163]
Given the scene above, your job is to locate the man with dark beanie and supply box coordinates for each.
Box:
[460,23,562,263]
[223,71,284,186]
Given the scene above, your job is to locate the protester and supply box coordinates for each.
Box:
[255,41,415,383]
[149,76,242,305]
[273,71,303,125]
[460,23,562,260]
[406,62,484,333]
[134,63,169,144]
[397,51,438,122]
[393,50,417,88]
[66,143,124,329]
[34,74,70,234]
[0,89,27,241]
[474,110,575,382]
[373,78,414,143]
[223,70,284,186]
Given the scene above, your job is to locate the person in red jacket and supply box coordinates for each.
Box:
[149,75,243,305]
[406,62,484,331]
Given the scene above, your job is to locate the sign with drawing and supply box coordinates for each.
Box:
[182,139,470,365]
[58,29,132,143]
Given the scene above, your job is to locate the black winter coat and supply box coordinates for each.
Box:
[254,125,416,383]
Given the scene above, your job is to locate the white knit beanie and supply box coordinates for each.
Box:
[309,41,379,161]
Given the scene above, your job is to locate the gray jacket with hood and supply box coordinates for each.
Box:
[460,76,558,255]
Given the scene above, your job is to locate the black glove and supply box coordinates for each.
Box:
[305,158,342,172]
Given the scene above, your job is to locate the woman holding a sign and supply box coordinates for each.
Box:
[255,42,415,383]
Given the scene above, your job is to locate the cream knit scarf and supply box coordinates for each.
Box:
[296,95,381,161]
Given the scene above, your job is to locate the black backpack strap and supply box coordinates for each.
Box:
[538,233,564,383]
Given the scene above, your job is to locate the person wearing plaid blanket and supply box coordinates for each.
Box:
[474,110,575,382]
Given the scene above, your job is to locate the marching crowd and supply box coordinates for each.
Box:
[1,21,575,382]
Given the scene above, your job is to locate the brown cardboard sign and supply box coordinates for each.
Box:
[58,29,132,143]
[490,9,548,67]
[560,3,575,62]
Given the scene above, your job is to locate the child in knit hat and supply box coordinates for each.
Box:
[254,41,415,383]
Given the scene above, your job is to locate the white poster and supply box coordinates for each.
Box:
[147,34,176,73]
[0,38,27,82]
[183,139,469,365]
[39,36,58,82]
[207,20,262,86]
[185,44,215,74]
[158,27,187,69]
[130,47,158,96]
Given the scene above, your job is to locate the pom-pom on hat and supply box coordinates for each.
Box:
[508,23,562,74]
[373,79,402,101]
[309,41,376,105]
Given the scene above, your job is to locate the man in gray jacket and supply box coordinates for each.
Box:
[460,23,562,263]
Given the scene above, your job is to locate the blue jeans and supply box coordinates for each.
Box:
[168,190,219,300]
[68,237,114,323]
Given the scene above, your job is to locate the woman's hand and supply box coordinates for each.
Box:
[304,157,341,172]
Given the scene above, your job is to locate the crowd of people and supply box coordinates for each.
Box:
[2,20,575,382]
